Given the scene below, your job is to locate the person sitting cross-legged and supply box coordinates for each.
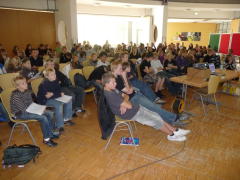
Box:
[102,72,190,142]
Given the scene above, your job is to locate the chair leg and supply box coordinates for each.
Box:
[8,122,37,146]
[200,95,207,116]
[213,93,219,113]
[7,123,18,146]
[22,123,37,146]
[104,123,119,150]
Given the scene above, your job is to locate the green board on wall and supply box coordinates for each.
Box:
[209,34,220,52]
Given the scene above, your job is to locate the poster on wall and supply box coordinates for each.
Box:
[219,34,230,54]
[209,34,220,52]
[173,32,201,41]
[230,33,240,56]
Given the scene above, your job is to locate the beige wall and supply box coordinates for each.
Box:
[0,9,56,56]
[231,19,240,33]
[167,22,217,47]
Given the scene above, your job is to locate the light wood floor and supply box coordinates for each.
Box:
[0,91,240,180]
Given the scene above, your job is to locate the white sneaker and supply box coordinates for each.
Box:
[167,134,186,142]
[174,129,191,136]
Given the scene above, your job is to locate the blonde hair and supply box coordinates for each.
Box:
[110,59,122,72]
[43,68,55,77]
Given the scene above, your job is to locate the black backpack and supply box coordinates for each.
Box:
[2,144,41,167]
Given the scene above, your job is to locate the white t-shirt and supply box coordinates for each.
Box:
[151,60,163,74]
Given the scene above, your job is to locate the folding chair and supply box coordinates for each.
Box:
[104,116,137,150]
[0,88,37,146]
[0,73,19,90]
[31,77,43,96]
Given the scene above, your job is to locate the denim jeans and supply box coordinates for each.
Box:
[61,87,85,110]
[130,92,177,124]
[130,78,157,102]
[16,111,54,139]
[46,99,72,129]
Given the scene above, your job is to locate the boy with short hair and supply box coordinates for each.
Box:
[10,76,58,147]
[37,68,73,132]
[102,72,190,142]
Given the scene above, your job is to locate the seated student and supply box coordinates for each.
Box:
[151,52,165,92]
[45,59,85,114]
[103,73,190,142]
[204,49,220,68]
[88,53,98,67]
[5,57,21,73]
[224,54,235,70]
[29,49,43,70]
[10,76,58,147]
[96,52,110,67]
[111,60,189,126]
[37,68,73,132]
[20,58,39,83]
[140,52,165,97]
[121,61,165,104]
[60,46,72,63]
[175,49,190,75]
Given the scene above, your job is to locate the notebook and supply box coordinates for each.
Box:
[55,95,72,103]
[26,103,46,115]
[120,137,139,146]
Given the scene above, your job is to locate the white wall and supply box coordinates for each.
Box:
[55,0,78,49]
[77,4,147,17]
[0,0,55,10]
[168,9,236,19]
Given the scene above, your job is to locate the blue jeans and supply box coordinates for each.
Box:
[16,111,54,139]
[130,92,177,124]
[46,99,72,129]
[130,78,157,102]
[0,102,9,122]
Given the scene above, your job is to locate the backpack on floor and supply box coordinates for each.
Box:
[172,97,185,114]
[2,144,41,167]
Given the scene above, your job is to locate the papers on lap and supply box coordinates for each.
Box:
[26,103,46,115]
[55,95,72,103]
[120,137,139,146]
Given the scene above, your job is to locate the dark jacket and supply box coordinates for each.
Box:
[37,79,61,105]
[96,87,115,140]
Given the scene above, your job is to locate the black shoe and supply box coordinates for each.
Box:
[155,91,164,98]
[51,134,60,140]
[59,127,64,133]
[64,120,75,126]
[72,112,77,117]
[43,139,58,147]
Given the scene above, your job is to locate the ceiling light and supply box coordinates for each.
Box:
[194,12,198,15]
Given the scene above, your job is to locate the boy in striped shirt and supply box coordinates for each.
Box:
[10,76,58,147]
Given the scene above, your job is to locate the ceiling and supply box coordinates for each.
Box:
[166,0,240,4]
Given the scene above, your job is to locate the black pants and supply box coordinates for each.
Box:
[61,86,85,110]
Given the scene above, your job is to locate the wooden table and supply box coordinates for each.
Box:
[170,69,240,112]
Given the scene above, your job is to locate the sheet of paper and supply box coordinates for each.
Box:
[55,95,72,103]
[26,103,46,115]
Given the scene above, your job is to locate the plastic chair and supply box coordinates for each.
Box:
[59,63,69,72]
[136,64,142,80]
[0,88,37,146]
[82,66,95,80]
[192,75,220,116]
[0,73,19,90]
[31,78,43,96]
[104,116,137,150]
[82,60,90,67]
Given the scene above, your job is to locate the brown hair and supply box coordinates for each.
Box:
[110,59,122,72]
[13,76,26,86]
[102,72,115,87]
